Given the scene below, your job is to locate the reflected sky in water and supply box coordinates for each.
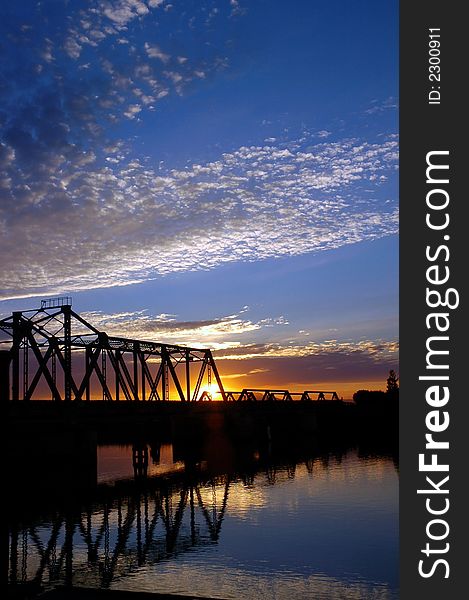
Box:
[9,445,398,600]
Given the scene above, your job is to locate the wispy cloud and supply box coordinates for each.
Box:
[77,309,287,350]
[364,97,399,115]
[74,309,397,365]
[215,339,399,390]
[315,130,332,139]
[214,339,399,362]
[221,368,271,380]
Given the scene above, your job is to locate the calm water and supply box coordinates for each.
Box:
[9,442,399,600]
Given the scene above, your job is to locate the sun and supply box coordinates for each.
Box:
[205,383,221,400]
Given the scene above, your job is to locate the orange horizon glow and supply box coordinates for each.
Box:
[23,357,393,402]
[26,378,390,402]
[202,378,391,401]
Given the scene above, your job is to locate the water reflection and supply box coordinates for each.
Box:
[8,438,399,600]
[97,443,185,484]
[10,480,230,590]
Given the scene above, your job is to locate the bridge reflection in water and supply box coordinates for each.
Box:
[8,435,398,599]
[9,476,230,590]
[7,438,317,593]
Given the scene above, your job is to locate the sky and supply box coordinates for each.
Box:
[0,0,398,398]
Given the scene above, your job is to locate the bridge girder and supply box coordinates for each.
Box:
[0,303,226,402]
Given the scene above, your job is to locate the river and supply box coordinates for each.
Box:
[8,438,398,599]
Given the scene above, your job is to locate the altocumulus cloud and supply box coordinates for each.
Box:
[0,134,398,300]
[2,0,235,131]
[214,339,399,362]
[0,1,398,300]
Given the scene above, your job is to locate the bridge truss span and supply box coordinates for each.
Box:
[0,301,226,402]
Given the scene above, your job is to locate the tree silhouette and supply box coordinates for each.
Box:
[386,370,399,394]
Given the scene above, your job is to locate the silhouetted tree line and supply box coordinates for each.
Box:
[353,370,399,408]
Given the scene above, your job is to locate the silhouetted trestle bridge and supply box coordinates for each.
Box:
[223,389,339,401]
[0,298,339,404]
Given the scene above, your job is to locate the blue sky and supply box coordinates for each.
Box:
[0,0,398,396]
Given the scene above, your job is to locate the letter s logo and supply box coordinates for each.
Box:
[418,558,450,579]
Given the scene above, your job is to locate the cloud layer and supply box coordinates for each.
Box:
[77,307,399,370]
[2,0,235,138]
[79,307,287,350]
[0,2,398,301]
[70,308,398,393]
[0,132,397,299]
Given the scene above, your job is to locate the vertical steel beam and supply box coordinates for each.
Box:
[185,349,191,402]
[133,343,139,401]
[22,340,28,401]
[115,350,120,401]
[102,350,107,400]
[141,353,146,401]
[51,352,57,401]
[161,347,167,401]
[63,306,72,401]
[45,340,80,400]
[11,312,21,401]
[85,347,91,401]
[208,351,227,401]
[207,362,212,390]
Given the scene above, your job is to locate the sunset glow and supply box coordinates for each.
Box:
[0,0,398,397]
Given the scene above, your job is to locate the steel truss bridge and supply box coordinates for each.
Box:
[0,298,339,402]
[0,298,225,402]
